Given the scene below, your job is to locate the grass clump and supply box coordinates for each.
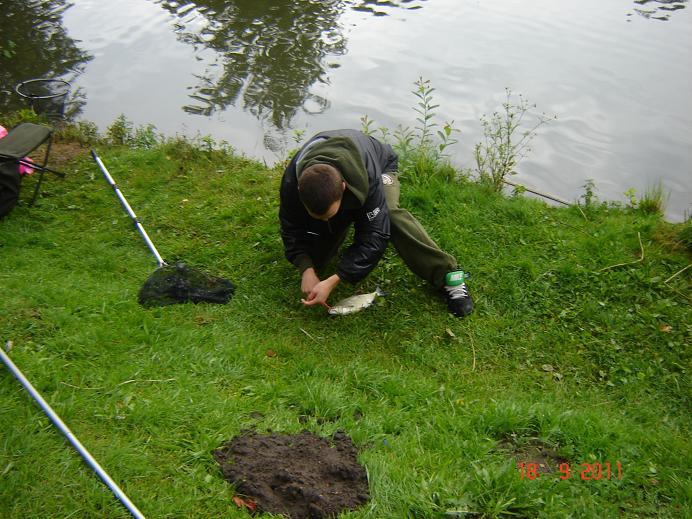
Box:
[639,182,668,216]
[623,182,669,217]
[0,110,690,518]
[678,218,692,252]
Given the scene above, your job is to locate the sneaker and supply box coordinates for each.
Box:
[443,270,473,317]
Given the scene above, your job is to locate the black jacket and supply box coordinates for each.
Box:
[279,129,398,284]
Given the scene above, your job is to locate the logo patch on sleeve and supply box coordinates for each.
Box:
[366,207,381,221]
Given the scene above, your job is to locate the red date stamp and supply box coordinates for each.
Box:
[518,461,623,481]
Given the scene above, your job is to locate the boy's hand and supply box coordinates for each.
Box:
[301,274,340,309]
[301,268,320,295]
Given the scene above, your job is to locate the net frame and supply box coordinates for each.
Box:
[15,78,71,120]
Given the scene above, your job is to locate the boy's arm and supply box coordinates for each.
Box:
[336,181,390,284]
[279,165,314,274]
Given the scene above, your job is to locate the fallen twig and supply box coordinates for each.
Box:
[60,382,104,390]
[664,282,692,302]
[503,179,571,206]
[664,263,691,284]
[300,328,319,342]
[467,333,477,372]
[600,232,644,271]
[576,204,589,221]
[116,378,176,387]
[59,378,176,391]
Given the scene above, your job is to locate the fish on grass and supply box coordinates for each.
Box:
[328,287,386,316]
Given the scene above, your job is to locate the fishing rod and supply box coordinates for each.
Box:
[502,179,571,206]
[0,345,147,519]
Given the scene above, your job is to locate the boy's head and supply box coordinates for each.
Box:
[298,163,345,220]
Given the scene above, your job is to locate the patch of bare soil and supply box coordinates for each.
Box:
[24,140,88,170]
[498,436,569,474]
[213,430,369,519]
[48,141,90,166]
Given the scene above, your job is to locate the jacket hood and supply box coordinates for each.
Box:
[297,136,369,205]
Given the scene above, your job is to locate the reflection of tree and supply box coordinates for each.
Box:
[156,0,347,129]
[157,0,427,129]
[629,0,687,20]
[349,0,427,17]
[0,0,92,117]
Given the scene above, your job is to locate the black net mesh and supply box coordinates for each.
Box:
[138,262,235,307]
[16,79,71,120]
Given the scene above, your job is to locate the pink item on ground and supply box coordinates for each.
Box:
[0,125,8,139]
[19,157,35,176]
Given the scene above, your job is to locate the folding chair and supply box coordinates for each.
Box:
[0,122,65,206]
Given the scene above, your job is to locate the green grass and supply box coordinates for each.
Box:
[1,140,690,518]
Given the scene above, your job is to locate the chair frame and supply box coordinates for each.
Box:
[0,122,65,206]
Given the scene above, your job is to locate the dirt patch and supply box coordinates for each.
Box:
[49,141,89,166]
[27,141,89,167]
[497,436,568,474]
[213,430,369,519]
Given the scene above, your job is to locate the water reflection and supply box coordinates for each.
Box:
[0,0,91,117]
[153,0,427,129]
[629,0,687,21]
[153,0,346,129]
[349,0,426,17]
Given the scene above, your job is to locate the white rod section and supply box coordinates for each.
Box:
[91,150,166,268]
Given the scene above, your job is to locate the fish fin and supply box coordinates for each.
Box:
[375,285,387,297]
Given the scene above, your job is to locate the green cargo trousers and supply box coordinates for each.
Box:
[308,172,457,289]
[382,172,457,289]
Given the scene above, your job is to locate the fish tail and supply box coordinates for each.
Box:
[375,285,387,297]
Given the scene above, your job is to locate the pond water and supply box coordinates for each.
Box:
[1,0,690,220]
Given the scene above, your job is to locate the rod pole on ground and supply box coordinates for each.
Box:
[0,347,147,519]
[503,179,571,206]
[91,150,166,268]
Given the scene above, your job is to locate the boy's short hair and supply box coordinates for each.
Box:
[298,164,343,215]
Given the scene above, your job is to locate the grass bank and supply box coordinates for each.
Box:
[0,133,690,518]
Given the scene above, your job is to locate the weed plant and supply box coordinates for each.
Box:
[638,182,668,216]
[623,183,668,216]
[474,89,555,191]
[0,113,690,518]
[106,114,162,149]
[677,218,692,252]
[362,77,460,185]
[0,108,42,128]
[55,120,101,146]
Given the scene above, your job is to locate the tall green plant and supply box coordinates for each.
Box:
[581,179,598,208]
[361,77,460,185]
[412,77,439,148]
[474,89,554,191]
[106,114,134,145]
